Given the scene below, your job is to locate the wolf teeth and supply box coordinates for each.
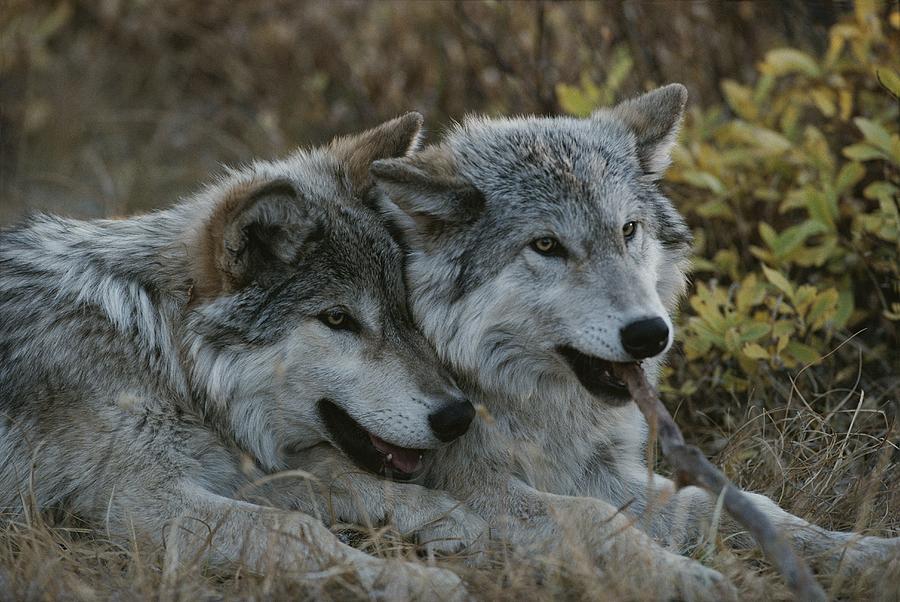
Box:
[386,453,393,462]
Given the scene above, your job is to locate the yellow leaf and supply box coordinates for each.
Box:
[762,264,795,300]
[742,343,770,360]
[760,48,821,78]
[776,335,790,353]
[810,88,835,117]
[839,89,854,121]
[876,68,900,100]
[721,80,758,120]
[681,170,726,195]
[843,143,888,161]
[773,320,795,338]
[723,121,792,155]
[807,289,839,329]
[855,0,878,26]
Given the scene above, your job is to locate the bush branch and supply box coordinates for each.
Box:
[614,363,827,602]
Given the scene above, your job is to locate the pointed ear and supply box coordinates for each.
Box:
[598,83,687,179]
[195,179,319,297]
[370,146,484,241]
[330,112,424,194]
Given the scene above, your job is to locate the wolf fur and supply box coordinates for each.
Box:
[0,114,485,599]
[369,86,900,599]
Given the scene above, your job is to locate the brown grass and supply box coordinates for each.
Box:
[2,362,897,601]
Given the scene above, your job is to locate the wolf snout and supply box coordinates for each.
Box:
[620,317,670,359]
[428,399,476,442]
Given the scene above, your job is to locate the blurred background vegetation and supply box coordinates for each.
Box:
[1,0,898,517]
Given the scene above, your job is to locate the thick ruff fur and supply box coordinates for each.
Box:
[0,114,485,600]
[370,86,900,599]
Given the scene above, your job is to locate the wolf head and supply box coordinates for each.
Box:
[372,86,692,406]
[183,114,474,478]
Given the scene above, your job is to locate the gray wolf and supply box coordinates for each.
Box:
[369,86,900,599]
[0,113,484,599]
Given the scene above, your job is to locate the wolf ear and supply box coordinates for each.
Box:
[598,83,687,179]
[331,112,424,194]
[370,147,484,242]
[197,179,318,296]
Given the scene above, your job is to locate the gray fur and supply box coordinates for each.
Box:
[0,114,482,599]
[371,85,899,599]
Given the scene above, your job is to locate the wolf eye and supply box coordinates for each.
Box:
[318,309,359,332]
[622,221,638,241]
[530,236,566,258]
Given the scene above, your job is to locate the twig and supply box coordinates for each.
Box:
[614,363,827,602]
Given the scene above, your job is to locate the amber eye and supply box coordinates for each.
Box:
[530,236,566,257]
[622,221,638,240]
[319,309,359,332]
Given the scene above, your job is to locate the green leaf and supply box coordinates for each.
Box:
[854,118,894,154]
[696,199,733,219]
[803,126,835,174]
[863,181,900,203]
[876,68,900,99]
[753,73,776,104]
[771,221,827,258]
[833,288,855,329]
[681,170,726,195]
[35,2,73,40]
[761,48,822,78]
[759,223,778,249]
[843,143,888,161]
[785,341,822,365]
[834,162,865,195]
[604,46,634,97]
[796,188,837,229]
[762,265,795,300]
[556,74,602,117]
[723,121,792,155]
[773,320,795,338]
[740,322,771,342]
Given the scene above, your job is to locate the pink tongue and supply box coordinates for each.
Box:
[369,435,422,474]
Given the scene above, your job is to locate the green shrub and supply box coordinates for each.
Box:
[559,3,899,411]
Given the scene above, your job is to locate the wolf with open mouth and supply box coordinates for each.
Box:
[370,86,900,599]
[0,113,484,599]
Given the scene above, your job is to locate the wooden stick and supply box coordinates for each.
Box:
[613,363,826,602]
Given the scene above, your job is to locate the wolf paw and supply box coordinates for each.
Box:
[362,559,468,601]
[833,534,900,572]
[655,553,737,602]
[413,504,489,558]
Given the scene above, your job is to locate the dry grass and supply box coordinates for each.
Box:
[1,2,897,600]
[2,361,897,601]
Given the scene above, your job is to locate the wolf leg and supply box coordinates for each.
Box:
[251,445,488,557]
[470,477,736,602]
[626,471,900,576]
[121,481,467,600]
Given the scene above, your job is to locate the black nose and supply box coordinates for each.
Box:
[620,317,670,360]
[428,400,476,442]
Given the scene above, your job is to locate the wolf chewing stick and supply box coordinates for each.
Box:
[614,363,827,602]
